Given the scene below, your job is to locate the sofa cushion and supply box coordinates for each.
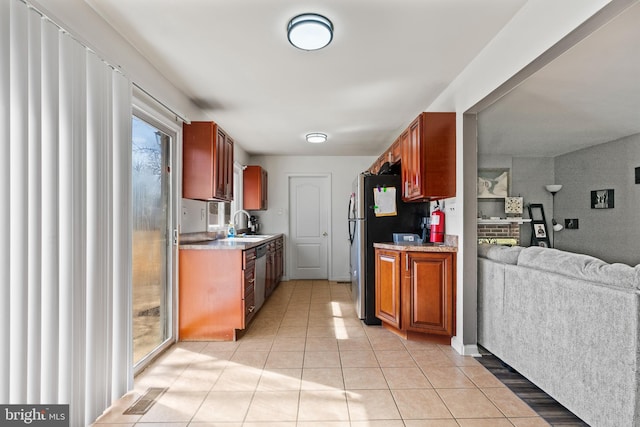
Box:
[517,246,638,289]
[478,244,522,265]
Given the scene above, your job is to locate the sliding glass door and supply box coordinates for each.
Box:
[131,114,174,367]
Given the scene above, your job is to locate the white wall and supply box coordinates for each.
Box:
[248,155,375,281]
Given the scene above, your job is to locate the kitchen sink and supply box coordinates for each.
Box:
[219,234,274,243]
[220,237,264,243]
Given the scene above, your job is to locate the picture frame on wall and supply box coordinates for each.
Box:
[477,168,509,199]
[534,223,547,238]
[591,189,615,209]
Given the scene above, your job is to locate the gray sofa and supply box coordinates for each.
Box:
[478,244,640,427]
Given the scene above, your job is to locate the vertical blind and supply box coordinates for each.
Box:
[1,0,133,425]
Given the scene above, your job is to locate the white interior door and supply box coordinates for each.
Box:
[289,175,330,279]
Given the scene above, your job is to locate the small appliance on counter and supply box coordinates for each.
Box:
[248,215,260,234]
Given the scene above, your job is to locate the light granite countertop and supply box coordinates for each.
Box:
[374,234,458,252]
[373,242,457,252]
[179,233,283,250]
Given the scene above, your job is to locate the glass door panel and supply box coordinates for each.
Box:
[132,116,171,365]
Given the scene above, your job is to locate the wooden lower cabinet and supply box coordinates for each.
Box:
[265,236,284,298]
[179,237,284,341]
[375,249,402,328]
[375,248,456,342]
[179,249,245,341]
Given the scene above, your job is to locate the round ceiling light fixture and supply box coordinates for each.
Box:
[306,132,327,144]
[287,13,333,51]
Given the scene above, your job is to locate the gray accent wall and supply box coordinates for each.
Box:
[512,157,555,246]
[478,155,555,246]
[553,133,640,266]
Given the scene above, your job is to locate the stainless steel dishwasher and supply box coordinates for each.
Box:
[254,244,268,312]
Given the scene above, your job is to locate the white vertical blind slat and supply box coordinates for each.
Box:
[85,51,112,423]
[112,72,133,400]
[27,7,43,404]
[9,0,29,403]
[0,0,12,404]
[58,31,88,425]
[40,17,60,404]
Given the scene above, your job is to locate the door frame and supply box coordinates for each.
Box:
[287,173,332,280]
[132,90,182,374]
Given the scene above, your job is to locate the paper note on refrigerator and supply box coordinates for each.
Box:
[373,187,397,216]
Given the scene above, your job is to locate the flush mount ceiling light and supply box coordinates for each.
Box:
[287,13,333,51]
[306,133,327,143]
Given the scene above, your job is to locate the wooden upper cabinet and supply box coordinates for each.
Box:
[183,121,234,201]
[243,165,268,210]
[390,138,401,163]
[401,112,456,202]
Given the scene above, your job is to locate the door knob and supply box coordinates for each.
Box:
[323,232,328,237]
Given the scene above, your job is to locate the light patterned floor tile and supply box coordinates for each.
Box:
[436,388,504,419]
[298,390,350,421]
[346,389,402,420]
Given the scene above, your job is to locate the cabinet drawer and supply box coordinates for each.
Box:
[244,274,255,296]
[244,248,257,266]
[244,291,256,324]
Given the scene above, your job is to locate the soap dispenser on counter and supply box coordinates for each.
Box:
[227,222,236,238]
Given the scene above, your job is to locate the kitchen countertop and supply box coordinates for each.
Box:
[179,233,283,250]
[374,235,458,252]
[373,242,457,252]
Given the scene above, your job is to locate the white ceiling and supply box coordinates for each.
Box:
[477,1,640,157]
[85,0,526,156]
[84,0,640,158]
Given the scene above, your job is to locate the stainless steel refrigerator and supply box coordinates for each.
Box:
[348,172,426,324]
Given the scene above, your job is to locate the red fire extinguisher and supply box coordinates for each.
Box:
[430,204,445,243]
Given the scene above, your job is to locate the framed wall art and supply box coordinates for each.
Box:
[591,189,614,209]
[477,168,509,199]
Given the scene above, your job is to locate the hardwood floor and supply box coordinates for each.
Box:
[475,347,589,426]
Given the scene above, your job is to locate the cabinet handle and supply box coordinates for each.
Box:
[405,253,409,271]
[248,278,255,284]
[248,305,255,313]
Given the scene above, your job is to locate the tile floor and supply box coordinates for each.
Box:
[93,280,550,426]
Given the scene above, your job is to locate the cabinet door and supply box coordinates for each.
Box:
[405,252,455,336]
[224,135,234,200]
[401,113,456,201]
[375,249,402,328]
[183,121,234,201]
[261,168,268,209]
[391,138,401,163]
[400,129,413,199]
[213,128,227,200]
[183,121,215,200]
[243,166,268,210]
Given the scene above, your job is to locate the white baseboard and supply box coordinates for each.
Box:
[451,336,481,357]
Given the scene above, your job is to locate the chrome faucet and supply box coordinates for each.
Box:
[232,209,251,229]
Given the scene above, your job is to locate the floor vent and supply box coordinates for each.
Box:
[123,387,167,415]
